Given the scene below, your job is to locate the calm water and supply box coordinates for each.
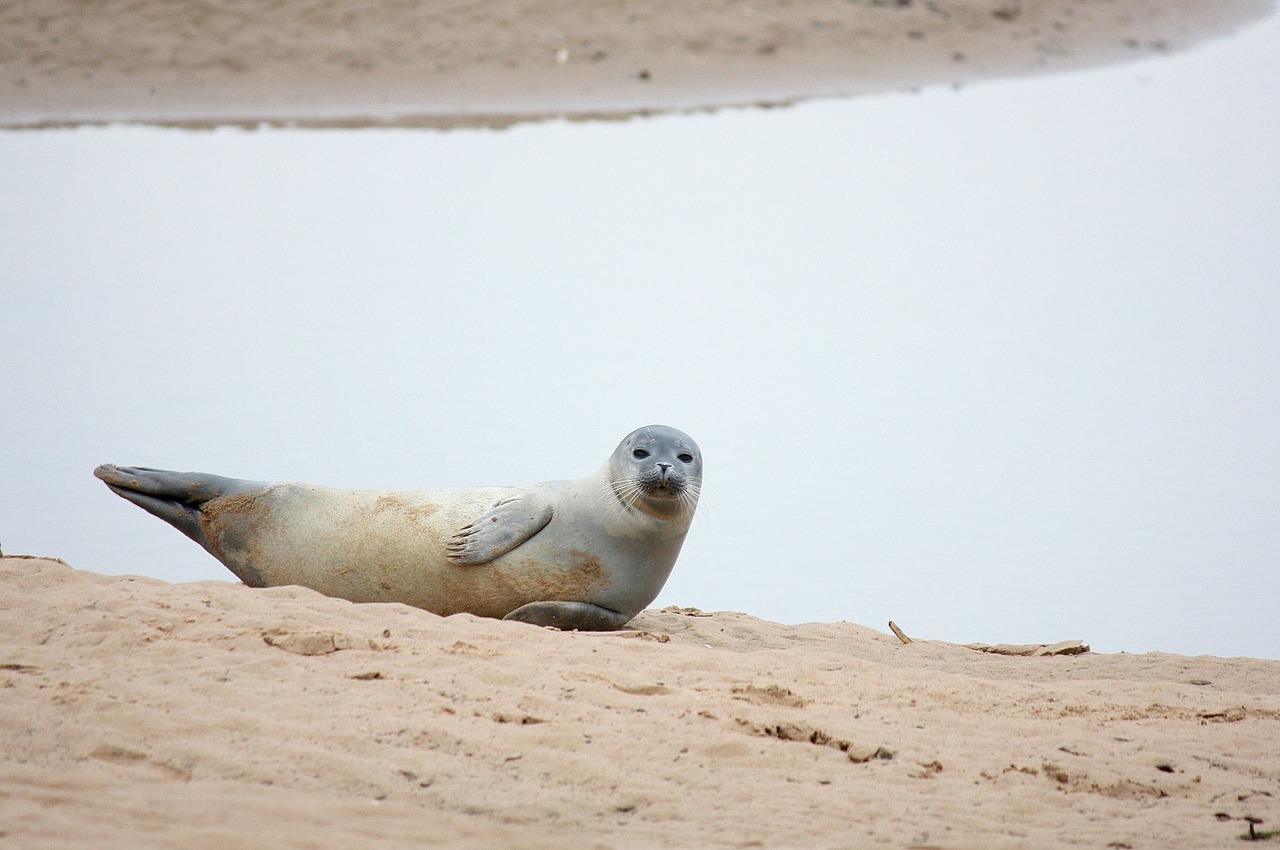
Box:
[4,32,1279,658]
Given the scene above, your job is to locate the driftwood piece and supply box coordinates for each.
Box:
[964,640,1090,657]
[888,621,913,645]
[888,621,1087,656]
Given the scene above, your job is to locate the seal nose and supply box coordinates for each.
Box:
[657,462,672,483]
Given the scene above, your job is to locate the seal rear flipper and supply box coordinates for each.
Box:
[101,483,205,542]
[93,464,263,551]
[94,464,258,503]
[503,601,630,631]
[445,493,554,565]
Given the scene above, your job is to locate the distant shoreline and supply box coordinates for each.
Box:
[3,0,1272,129]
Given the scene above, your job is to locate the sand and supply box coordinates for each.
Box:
[1,0,1274,129]
[2,554,1277,848]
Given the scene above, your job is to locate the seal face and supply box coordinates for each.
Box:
[94,425,702,631]
[608,425,703,521]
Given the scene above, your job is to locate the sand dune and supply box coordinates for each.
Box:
[2,554,1277,848]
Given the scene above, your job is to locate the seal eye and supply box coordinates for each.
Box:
[632,448,650,460]
[677,453,694,464]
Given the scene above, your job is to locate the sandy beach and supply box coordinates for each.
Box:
[2,554,1277,848]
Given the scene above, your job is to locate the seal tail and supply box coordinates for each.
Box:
[93,464,256,548]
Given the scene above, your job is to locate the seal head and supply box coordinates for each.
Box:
[606,425,703,522]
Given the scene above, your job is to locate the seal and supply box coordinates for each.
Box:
[94,425,702,630]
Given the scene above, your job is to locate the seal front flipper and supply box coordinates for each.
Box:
[445,494,555,565]
[503,601,630,631]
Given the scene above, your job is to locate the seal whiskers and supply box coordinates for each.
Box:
[677,478,702,514]
[608,475,648,516]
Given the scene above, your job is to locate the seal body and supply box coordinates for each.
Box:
[95,425,702,630]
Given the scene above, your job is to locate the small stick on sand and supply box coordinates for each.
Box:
[888,621,913,644]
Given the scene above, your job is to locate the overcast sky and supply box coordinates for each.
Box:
[2,11,1277,658]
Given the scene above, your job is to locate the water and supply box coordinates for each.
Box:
[3,29,1279,657]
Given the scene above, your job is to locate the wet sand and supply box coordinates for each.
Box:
[1,0,1274,128]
